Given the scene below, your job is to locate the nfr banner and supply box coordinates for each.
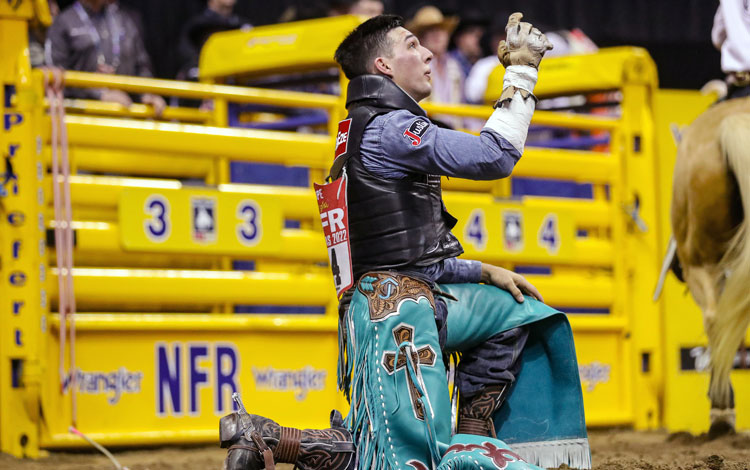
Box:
[314,175,353,297]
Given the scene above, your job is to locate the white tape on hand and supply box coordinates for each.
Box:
[503,65,537,94]
[483,65,538,154]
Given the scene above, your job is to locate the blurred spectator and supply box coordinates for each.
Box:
[712,0,750,100]
[278,1,329,22]
[406,5,463,127]
[329,0,384,18]
[177,0,251,81]
[449,12,486,79]
[29,0,59,68]
[45,0,166,115]
[464,17,505,104]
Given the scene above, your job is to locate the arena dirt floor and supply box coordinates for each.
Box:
[1,429,748,470]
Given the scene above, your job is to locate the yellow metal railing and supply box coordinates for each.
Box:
[63,71,341,109]
[63,99,211,123]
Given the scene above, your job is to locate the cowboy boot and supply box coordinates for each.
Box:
[220,410,355,470]
[457,384,509,438]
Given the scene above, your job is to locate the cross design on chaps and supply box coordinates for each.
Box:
[381,324,437,421]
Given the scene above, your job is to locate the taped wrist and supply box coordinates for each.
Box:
[493,65,538,107]
[483,65,538,154]
[502,65,538,96]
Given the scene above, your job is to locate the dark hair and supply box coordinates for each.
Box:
[334,14,403,79]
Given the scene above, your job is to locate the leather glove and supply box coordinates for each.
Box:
[497,12,553,69]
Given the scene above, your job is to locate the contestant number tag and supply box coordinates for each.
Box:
[314,177,353,297]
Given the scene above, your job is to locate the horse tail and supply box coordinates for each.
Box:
[709,113,750,406]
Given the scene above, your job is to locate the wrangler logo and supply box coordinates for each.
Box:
[252,366,327,401]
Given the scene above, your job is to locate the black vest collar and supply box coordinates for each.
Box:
[345,75,427,117]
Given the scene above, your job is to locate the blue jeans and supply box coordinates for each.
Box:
[433,289,529,398]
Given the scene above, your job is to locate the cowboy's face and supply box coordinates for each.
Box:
[374,27,433,102]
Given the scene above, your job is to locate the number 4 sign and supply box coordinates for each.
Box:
[538,214,560,254]
[314,176,353,297]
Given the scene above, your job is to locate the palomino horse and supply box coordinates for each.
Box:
[670,96,750,436]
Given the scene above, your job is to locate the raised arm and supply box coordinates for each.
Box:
[362,13,552,181]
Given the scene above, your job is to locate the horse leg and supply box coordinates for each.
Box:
[683,264,735,437]
[708,374,735,439]
[683,265,720,333]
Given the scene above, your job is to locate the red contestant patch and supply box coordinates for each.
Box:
[334,118,352,159]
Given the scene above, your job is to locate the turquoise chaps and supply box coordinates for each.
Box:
[338,272,590,470]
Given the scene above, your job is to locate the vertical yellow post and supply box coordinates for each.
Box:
[210,96,234,312]
[619,52,663,430]
[0,0,48,458]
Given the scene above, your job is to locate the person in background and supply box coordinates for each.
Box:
[449,11,486,80]
[45,0,166,116]
[29,0,59,68]
[464,18,506,104]
[712,0,750,100]
[406,5,464,127]
[329,0,385,18]
[177,0,251,82]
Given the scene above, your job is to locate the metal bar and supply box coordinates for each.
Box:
[515,148,614,183]
[48,268,333,306]
[67,148,214,178]
[59,70,340,109]
[64,115,332,167]
[478,238,613,266]
[530,110,620,130]
[72,224,325,261]
[48,313,338,332]
[525,272,614,308]
[45,268,612,309]
[522,197,612,229]
[568,316,627,332]
[62,99,211,123]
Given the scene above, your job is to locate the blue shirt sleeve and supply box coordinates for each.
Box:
[410,257,482,284]
[360,109,521,180]
[435,258,483,284]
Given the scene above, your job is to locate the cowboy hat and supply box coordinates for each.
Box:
[405,5,459,36]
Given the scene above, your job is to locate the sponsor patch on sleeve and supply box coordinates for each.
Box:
[334,118,352,159]
[403,118,430,146]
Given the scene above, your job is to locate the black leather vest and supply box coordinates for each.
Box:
[329,75,463,277]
